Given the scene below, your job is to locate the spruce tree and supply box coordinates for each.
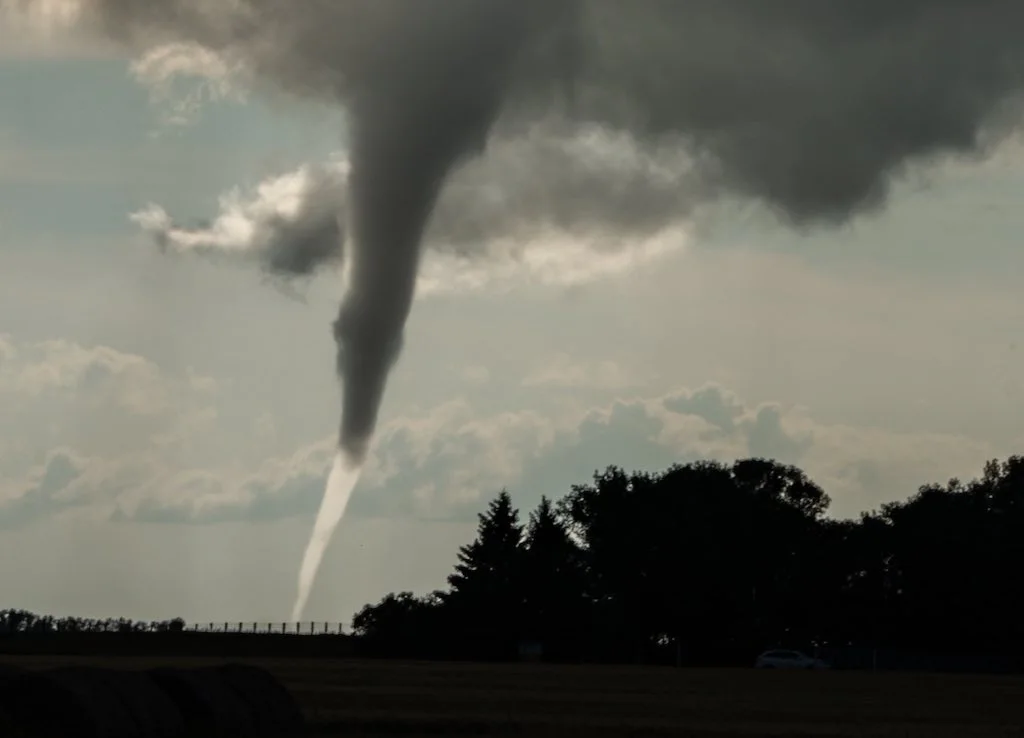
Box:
[446,490,524,656]
[522,495,586,653]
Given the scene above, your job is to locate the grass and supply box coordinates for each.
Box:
[3,655,1024,736]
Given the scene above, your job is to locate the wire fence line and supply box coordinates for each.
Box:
[0,611,352,637]
[186,621,350,636]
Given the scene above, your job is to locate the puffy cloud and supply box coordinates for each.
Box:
[98,382,1008,526]
[521,355,636,391]
[745,404,814,462]
[0,334,217,476]
[0,336,1008,529]
[0,450,86,529]
[129,41,247,126]
[1,337,203,410]
[663,385,745,432]
[130,156,347,275]
[129,127,693,295]
[112,439,336,525]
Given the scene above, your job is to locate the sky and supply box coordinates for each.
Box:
[2,8,1024,626]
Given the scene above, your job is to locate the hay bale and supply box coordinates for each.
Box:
[54,666,186,738]
[0,667,133,738]
[147,666,258,736]
[0,666,187,738]
[148,664,307,737]
[205,663,307,736]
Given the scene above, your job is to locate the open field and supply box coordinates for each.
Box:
[3,655,1024,737]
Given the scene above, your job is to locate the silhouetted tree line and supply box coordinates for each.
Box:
[351,456,1024,666]
[0,610,185,635]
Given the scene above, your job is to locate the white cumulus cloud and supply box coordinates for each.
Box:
[129,41,248,126]
[26,381,1003,528]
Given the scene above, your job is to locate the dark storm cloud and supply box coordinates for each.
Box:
[55,0,1024,460]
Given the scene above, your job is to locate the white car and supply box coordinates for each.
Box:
[755,649,829,669]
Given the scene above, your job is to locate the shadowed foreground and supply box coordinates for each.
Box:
[4,657,1024,737]
[0,660,307,737]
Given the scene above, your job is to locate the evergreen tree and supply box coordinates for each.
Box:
[350,454,1024,668]
[522,496,587,656]
[445,490,525,657]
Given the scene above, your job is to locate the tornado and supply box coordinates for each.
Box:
[30,0,1024,619]
[332,7,542,462]
[293,3,570,619]
[291,6,545,618]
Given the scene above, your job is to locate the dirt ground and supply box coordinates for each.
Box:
[4,655,1024,737]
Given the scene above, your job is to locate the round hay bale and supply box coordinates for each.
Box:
[0,667,134,738]
[147,666,258,736]
[204,663,307,736]
[52,666,186,738]
[0,665,186,738]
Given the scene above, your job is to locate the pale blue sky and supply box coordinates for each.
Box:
[2,35,1024,625]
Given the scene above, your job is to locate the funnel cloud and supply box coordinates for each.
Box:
[62,0,1024,460]
[30,0,1024,616]
[330,3,548,461]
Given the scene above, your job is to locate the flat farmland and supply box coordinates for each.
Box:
[4,655,1024,737]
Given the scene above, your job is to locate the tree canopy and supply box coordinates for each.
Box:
[351,456,1024,666]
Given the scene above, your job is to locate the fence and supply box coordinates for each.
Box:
[0,620,358,659]
[186,621,348,636]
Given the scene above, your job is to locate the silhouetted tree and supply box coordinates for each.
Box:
[16,451,1016,670]
[521,496,587,658]
[367,454,1020,666]
[352,591,446,657]
[445,489,525,658]
[559,466,664,661]
[0,610,189,636]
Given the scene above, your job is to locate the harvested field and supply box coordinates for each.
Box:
[2,655,1023,737]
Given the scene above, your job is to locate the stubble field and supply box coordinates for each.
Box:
[3,655,1024,737]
